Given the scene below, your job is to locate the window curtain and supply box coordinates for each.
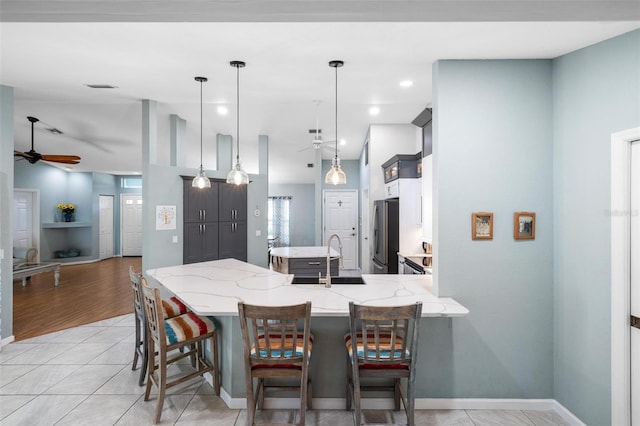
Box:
[268,196,291,247]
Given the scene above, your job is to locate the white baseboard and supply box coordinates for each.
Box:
[0,335,16,349]
[206,384,585,426]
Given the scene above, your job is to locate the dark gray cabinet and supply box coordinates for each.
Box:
[182,178,247,264]
[288,258,338,277]
[218,183,247,261]
[183,179,220,264]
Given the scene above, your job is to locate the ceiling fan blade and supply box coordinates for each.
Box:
[41,154,81,164]
[14,150,34,160]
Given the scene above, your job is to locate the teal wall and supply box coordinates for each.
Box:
[268,183,316,247]
[433,59,555,398]
[552,29,640,425]
[0,86,14,342]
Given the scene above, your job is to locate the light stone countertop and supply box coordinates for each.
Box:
[269,246,340,258]
[147,258,468,317]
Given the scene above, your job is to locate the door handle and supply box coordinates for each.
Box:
[632,315,640,329]
[203,224,206,233]
[203,210,206,221]
[199,224,203,234]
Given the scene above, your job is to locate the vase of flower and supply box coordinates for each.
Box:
[57,203,76,222]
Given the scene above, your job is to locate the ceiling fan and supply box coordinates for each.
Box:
[297,100,337,154]
[14,116,81,164]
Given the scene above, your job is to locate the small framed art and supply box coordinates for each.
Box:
[471,212,493,240]
[514,212,536,240]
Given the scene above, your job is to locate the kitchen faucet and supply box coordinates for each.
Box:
[320,233,343,288]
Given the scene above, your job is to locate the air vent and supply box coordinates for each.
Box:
[85,84,118,89]
[307,163,314,168]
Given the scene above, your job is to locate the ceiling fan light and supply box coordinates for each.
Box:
[325,157,347,185]
[192,167,211,188]
[226,161,249,185]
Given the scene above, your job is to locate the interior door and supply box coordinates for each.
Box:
[121,194,143,256]
[323,190,358,270]
[631,141,640,424]
[99,195,114,259]
[13,191,34,249]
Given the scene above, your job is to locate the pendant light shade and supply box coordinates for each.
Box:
[192,76,211,189]
[325,60,347,185]
[227,60,249,185]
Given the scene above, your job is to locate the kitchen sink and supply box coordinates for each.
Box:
[291,276,366,285]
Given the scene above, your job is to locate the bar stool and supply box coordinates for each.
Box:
[345,301,422,426]
[141,276,220,423]
[129,266,190,386]
[238,301,313,426]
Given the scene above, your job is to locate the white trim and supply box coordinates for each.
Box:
[209,393,584,425]
[0,335,15,349]
[611,127,640,426]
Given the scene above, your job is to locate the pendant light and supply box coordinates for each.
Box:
[325,60,347,185]
[192,76,211,189]
[227,60,249,185]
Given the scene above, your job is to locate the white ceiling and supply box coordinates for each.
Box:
[1,4,638,183]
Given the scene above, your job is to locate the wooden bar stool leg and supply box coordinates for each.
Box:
[138,324,148,386]
[212,333,220,395]
[132,314,141,371]
[394,378,401,411]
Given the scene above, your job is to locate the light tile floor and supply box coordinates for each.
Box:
[0,313,569,425]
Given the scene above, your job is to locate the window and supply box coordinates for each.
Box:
[268,196,291,247]
[122,177,142,188]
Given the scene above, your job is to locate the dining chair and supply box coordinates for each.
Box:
[238,301,313,426]
[140,276,220,423]
[129,266,191,386]
[345,301,422,426]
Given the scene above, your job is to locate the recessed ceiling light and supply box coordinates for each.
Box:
[369,106,380,116]
[339,139,347,146]
[85,84,118,89]
[400,80,414,88]
[217,106,228,115]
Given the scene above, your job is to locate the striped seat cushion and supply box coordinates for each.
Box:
[162,296,189,319]
[250,332,314,359]
[344,332,409,361]
[164,312,216,345]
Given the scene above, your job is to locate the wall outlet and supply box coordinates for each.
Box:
[255,230,261,237]
[172,235,178,243]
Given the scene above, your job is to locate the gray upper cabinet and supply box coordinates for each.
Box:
[218,183,248,262]
[219,183,247,222]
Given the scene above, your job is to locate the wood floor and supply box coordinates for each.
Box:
[13,257,141,341]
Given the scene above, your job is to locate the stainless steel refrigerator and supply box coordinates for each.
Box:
[372,199,399,274]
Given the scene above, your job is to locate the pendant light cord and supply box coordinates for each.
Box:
[334,64,338,161]
[200,79,203,169]
[236,64,240,163]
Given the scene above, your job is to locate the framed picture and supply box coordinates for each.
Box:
[472,212,493,240]
[514,212,536,240]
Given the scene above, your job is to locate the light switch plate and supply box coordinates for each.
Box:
[255,230,261,237]
[172,235,178,243]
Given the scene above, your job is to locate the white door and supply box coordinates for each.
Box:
[631,141,640,424]
[361,189,370,273]
[99,195,114,259]
[121,194,143,256]
[323,190,358,270]
[13,191,34,249]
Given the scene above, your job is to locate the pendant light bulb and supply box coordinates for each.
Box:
[325,60,347,185]
[227,60,249,185]
[192,76,211,189]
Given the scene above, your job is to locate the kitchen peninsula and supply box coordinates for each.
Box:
[146,258,468,406]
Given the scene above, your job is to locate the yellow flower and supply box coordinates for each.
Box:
[57,203,75,213]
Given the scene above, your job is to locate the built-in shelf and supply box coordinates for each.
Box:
[43,256,94,264]
[42,222,92,229]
